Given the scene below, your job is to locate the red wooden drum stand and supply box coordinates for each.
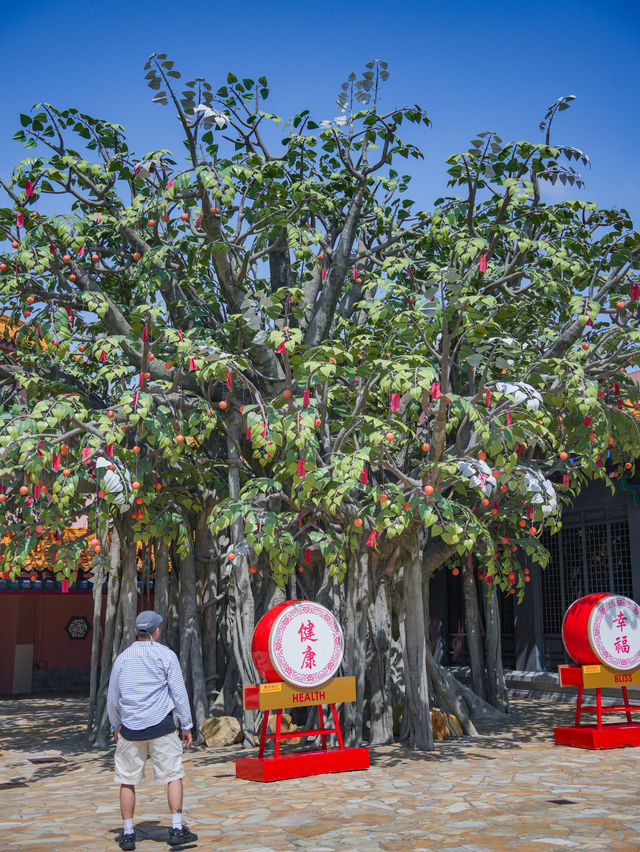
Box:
[235,677,370,782]
[554,664,640,749]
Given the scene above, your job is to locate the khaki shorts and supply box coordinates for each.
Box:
[114,731,184,786]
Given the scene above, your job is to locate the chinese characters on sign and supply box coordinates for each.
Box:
[299,619,318,669]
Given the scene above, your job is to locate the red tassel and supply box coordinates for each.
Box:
[366,530,379,548]
[189,358,197,371]
[52,453,61,470]
[33,485,41,499]
[618,399,624,409]
[246,427,252,440]
[49,244,56,253]
[583,416,592,426]
[305,548,311,563]
[584,312,593,327]
[506,412,512,426]
[106,444,114,457]
[527,503,534,519]
[132,391,138,406]
[563,474,570,486]
[16,213,24,228]
[430,382,441,400]
[479,256,487,273]
[390,393,401,412]
[276,340,286,354]
[614,383,620,396]
[78,244,85,257]
[138,372,144,387]
[196,214,202,229]
[353,267,358,280]
[360,467,368,485]
[82,448,91,463]
[227,370,232,389]
[298,513,303,529]
[303,389,310,407]
[297,459,306,477]
[631,284,639,301]
[95,212,101,223]
[485,387,491,407]
[597,390,605,399]
[61,578,68,593]
[322,268,327,281]
[25,181,33,197]
[261,423,266,437]
[99,350,106,362]
[142,326,148,343]
[177,329,183,341]
[597,454,602,467]
[516,443,524,455]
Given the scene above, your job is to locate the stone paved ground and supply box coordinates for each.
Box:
[1,695,640,851]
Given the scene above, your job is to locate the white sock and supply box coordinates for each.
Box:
[171,813,183,830]
[123,818,134,835]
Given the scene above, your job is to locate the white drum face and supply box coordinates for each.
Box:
[589,596,640,671]
[268,601,344,688]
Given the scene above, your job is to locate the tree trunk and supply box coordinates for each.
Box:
[154,539,170,644]
[87,548,105,737]
[342,546,368,746]
[195,519,220,711]
[367,555,394,745]
[483,584,510,713]
[166,546,181,655]
[462,557,487,701]
[93,529,121,747]
[401,529,433,750]
[116,520,137,654]
[177,518,208,737]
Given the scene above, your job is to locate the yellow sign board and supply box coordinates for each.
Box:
[244,676,356,711]
[582,665,640,689]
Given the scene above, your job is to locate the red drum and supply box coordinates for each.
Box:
[251,600,345,688]
[562,593,640,671]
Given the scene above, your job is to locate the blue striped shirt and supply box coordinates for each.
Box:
[107,640,193,732]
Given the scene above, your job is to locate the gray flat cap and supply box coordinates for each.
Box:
[135,610,163,634]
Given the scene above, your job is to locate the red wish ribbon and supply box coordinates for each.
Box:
[360,467,368,484]
[142,326,148,343]
[303,389,310,407]
[276,340,286,354]
[353,267,358,280]
[25,181,33,197]
[527,503,534,519]
[597,454,602,467]
[61,578,69,593]
[189,358,197,371]
[49,244,56,253]
[614,383,620,396]
[430,382,441,400]
[196,214,202,229]
[390,393,401,412]
[78,244,85,257]
[322,268,327,281]
[583,416,592,426]
[485,388,491,407]
[177,329,183,342]
[33,485,41,499]
[506,412,512,426]
[52,453,61,470]
[227,370,232,389]
[366,530,379,548]
[246,427,252,440]
[66,306,74,327]
[95,212,101,223]
[305,548,311,563]
[563,474,570,486]
[132,391,138,406]
[99,350,106,363]
[82,448,91,463]
[297,459,306,477]
[106,443,114,457]
[631,284,639,301]
[479,256,487,273]
[584,312,593,327]
[516,443,524,455]
[16,213,24,228]
[138,372,144,387]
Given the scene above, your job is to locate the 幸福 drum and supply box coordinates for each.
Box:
[251,600,344,688]
[562,593,640,671]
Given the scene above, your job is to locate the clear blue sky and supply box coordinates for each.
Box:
[2,0,639,221]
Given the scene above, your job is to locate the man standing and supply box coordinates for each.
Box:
[107,611,198,850]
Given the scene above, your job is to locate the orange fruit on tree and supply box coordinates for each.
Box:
[424,484,434,495]
[283,389,292,399]
[0,495,5,502]
[354,518,363,528]
[519,518,527,527]
[148,219,156,227]
[559,451,568,460]
[314,418,321,427]
[12,240,19,248]
[501,536,509,544]
[219,400,227,409]
[356,277,363,285]
[625,462,633,469]
[36,525,45,534]
[478,451,487,460]
[62,254,71,263]
[163,214,170,222]
[529,526,537,535]
[69,274,76,282]
[249,565,257,573]
[403,502,411,510]
[147,352,155,361]
[91,253,99,262]
[0,263,6,271]
[95,545,102,554]
[227,552,236,561]
[176,434,185,443]
[452,567,459,576]
[492,469,500,479]
[500,484,507,492]
[481,497,489,507]
[62,469,71,477]
[27,295,34,304]
[132,445,140,454]
[180,212,189,221]
[132,480,140,490]
[582,342,589,350]
[379,494,388,503]
[210,207,218,214]
[165,361,173,369]
[385,431,395,442]
[98,489,106,498]
[19,485,28,495]
[135,496,143,505]
[421,442,430,452]
[133,252,141,261]
[144,372,151,380]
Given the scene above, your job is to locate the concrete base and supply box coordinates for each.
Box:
[236,747,370,782]
[554,723,640,749]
